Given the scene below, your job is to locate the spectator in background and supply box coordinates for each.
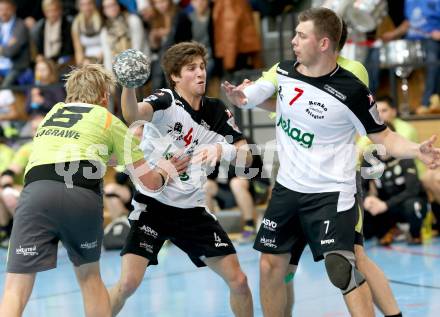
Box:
[187,0,216,79]
[0,101,19,139]
[212,0,262,73]
[1,115,43,185]
[71,0,103,65]
[0,88,18,122]
[250,0,294,18]
[0,0,31,88]
[26,58,65,116]
[118,0,139,13]
[362,140,428,245]
[100,0,149,71]
[104,167,135,220]
[374,95,419,141]
[148,0,192,89]
[31,0,74,68]
[136,0,155,25]
[381,0,440,114]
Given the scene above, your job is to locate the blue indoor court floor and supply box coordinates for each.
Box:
[1,238,440,317]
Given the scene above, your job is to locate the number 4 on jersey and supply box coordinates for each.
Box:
[289,87,304,106]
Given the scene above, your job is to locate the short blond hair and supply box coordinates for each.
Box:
[64,64,116,105]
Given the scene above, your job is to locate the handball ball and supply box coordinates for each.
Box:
[112,49,151,88]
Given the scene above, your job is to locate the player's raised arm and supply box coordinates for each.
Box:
[121,87,154,124]
[113,49,154,124]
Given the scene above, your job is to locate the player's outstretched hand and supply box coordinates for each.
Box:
[419,135,440,169]
[191,144,222,167]
[221,80,248,107]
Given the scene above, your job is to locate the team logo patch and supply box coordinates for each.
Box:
[80,240,98,249]
[16,245,39,256]
[324,84,346,100]
[260,236,277,248]
[139,225,158,238]
[214,232,229,247]
[320,239,335,245]
[167,122,184,141]
[140,242,154,253]
[262,218,278,231]
[277,115,314,148]
[305,100,328,120]
[200,119,210,130]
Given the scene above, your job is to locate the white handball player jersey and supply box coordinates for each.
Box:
[137,89,244,209]
[254,61,386,211]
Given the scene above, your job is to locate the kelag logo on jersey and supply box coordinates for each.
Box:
[277,115,314,148]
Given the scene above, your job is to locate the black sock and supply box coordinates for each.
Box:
[385,312,402,317]
[245,219,255,228]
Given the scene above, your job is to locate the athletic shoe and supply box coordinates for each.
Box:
[379,229,395,246]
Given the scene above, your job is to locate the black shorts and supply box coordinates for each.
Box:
[255,182,358,262]
[121,195,236,267]
[7,180,103,273]
[288,194,364,265]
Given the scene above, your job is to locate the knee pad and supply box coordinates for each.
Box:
[324,252,365,295]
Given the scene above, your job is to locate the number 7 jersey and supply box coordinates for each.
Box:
[25,102,144,176]
[258,60,386,211]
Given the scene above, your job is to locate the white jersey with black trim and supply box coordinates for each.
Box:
[252,61,386,211]
[137,89,244,209]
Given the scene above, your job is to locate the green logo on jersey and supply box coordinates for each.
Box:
[277,115,314,148]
